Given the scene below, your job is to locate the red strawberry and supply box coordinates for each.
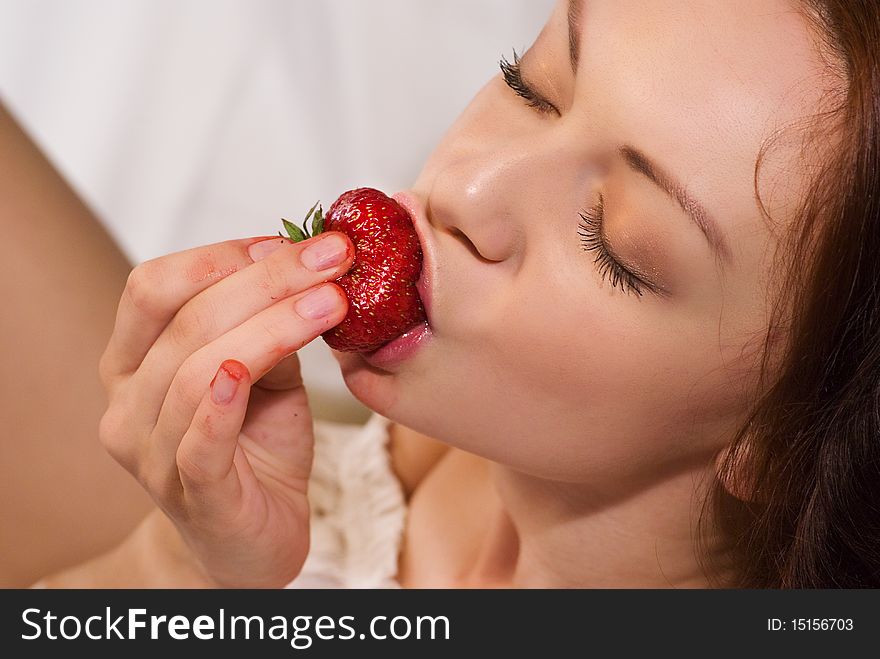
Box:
[281,187,426,353]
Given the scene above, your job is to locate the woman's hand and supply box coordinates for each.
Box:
[97,232,353,587]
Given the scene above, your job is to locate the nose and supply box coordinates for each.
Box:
[427,153,527,263]
[418,114,553,264]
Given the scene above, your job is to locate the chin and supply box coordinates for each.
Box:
[331,349,401,417]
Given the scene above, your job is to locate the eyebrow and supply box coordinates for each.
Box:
[567,0,582,71]
[620,146,731,262]
[567,0,729,262]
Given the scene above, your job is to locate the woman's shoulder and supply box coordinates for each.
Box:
[386,422,452,499]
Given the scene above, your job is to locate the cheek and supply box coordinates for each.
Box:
[488,290,621,403]
[487,272,753,441]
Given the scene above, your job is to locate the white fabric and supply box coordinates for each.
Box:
[0,0,553,421]
[288,412,405,589]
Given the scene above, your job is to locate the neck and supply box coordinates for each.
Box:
[470,462,728,588]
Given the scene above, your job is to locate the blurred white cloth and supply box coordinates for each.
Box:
[287,411,403,588]
[0,0,552,421]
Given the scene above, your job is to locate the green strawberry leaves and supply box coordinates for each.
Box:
[311,204,325,236]
[280,218,307,242]
[280,201,323,243]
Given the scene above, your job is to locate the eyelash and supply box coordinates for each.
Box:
[578,195,650,298]
[499,50,559,116]
[499,50,651,298]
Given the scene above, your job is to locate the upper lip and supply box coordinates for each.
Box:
[392,190,436,328]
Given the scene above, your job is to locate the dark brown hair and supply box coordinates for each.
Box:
[701,0,880,587]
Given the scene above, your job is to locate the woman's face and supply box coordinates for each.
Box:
[334,0,834,484]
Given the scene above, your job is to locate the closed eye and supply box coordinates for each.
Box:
[578,195,665,298]
[499,50,560,116]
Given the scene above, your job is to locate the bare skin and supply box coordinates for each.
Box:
[6,0,843,588]
[0,104,151,587]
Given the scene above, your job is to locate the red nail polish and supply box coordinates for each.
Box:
[210,359,249,404]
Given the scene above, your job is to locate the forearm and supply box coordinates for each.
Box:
[34,509,218,589]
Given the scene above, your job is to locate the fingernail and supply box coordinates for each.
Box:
[295,285,341,320]
[300,234,348,271]
[248,238,285,262]
[210,360,245,404]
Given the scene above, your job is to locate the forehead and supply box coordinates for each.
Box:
[545,0,837,246]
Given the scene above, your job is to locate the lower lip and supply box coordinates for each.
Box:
[362,321,433,369]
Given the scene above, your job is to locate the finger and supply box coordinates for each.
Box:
[256,353,303,391]
[102,237,274,381]
[126,232,353,426]
[239,385,314,483]
[149,282,347,474]
[175,359,251,506]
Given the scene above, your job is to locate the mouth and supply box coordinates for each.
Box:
[361,320,432,369]
[351,191,436,369]
[391,190,436,330]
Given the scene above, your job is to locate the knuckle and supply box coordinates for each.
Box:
[97,348,131,392]
[176,447,212,487]
[262,317,293,355]
[98,408,136,473]
[168,303,215,349]
[125,261,165,318]
[98,408,124,454]
[174,359,210,412]
[97,349,115,389]
[258,259,295,299]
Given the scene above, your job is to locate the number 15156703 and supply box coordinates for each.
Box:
[767,618,854,631]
